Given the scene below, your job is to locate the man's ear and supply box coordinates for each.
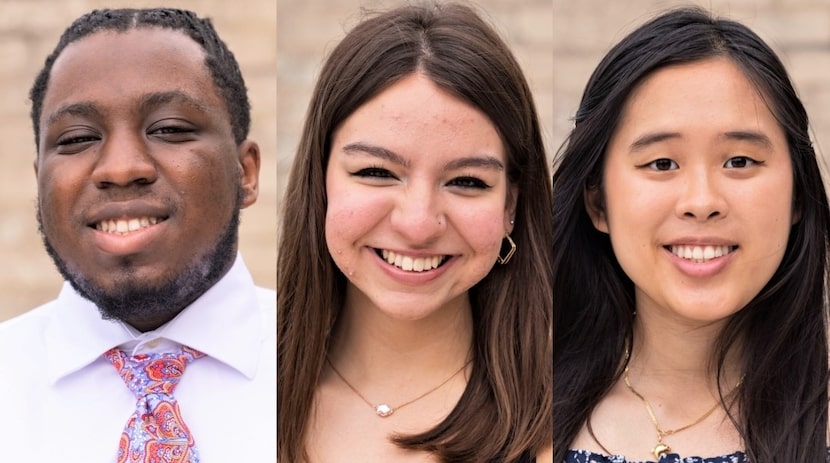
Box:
[584,185,609,233]
[237,140,260,209]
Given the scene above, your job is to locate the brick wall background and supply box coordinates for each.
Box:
[0,0,276,321]
[553,0,830,169]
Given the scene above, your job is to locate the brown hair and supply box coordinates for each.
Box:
[277,2,551,461]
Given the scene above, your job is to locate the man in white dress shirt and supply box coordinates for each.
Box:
[0,8,275,461]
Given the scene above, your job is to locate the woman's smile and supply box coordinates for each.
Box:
[377,249,449,272]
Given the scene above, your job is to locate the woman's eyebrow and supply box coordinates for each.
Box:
[444,156,504,171]
[720,130,773,150]
[342,142,504,170]
[342,142,409,167]
[628,129,774,152]
[629,131,681,152]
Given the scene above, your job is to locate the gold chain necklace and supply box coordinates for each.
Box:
[326,355,471,418]
[623,366,743,459]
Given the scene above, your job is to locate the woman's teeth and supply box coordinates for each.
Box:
[670,245,735,263]
[381,249,446,272]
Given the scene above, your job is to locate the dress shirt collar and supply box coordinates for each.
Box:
[45,253,263,384]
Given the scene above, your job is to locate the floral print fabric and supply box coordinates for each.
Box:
[565,449,746,463]
[105,346,205,463]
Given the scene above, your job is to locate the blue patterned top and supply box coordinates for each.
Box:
[565,449,746,463]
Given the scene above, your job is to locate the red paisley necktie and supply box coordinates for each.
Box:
[105,345,205,463]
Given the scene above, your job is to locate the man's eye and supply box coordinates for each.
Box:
[54,131,99,154]
[149,125,195,139]
[147,126,197,144]
[57,135,97,146]
[151,126,190,135]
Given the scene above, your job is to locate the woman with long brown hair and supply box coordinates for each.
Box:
[278,2,552,462]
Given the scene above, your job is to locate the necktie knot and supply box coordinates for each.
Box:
[104,345,205,463]
[105,347,204,397]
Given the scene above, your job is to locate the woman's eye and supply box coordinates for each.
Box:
[448,176,490,189]
[724,156,759,168]
[353,167,396,179]
[645,158,678,171]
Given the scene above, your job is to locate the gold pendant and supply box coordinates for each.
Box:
[652,443,671,459]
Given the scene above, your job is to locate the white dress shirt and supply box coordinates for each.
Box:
[0,254,276,462]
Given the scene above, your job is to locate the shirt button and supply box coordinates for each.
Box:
[146,339,161,349]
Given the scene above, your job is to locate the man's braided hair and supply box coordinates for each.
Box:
[29,8,251,148]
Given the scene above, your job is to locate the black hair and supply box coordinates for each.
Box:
[553,7,829,462]
[29,8,250,147]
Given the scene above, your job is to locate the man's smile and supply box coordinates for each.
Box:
[93,216,166,235]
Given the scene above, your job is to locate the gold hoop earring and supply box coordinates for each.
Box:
[497,234,516,265]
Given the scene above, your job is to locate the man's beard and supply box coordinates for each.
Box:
[37,186,243,327]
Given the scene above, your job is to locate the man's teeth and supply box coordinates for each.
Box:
[670,245,734,263]
[381,249,445,272]
[96,217,160,235]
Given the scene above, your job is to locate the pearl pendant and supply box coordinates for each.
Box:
[652,443,671,459]
[375,403,393,417]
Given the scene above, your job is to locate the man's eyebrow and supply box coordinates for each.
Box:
[139,91,209,113]
[720,130,773,149]
[45,102,101,127]
[342,142,410,168]
[44,91,209,128]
